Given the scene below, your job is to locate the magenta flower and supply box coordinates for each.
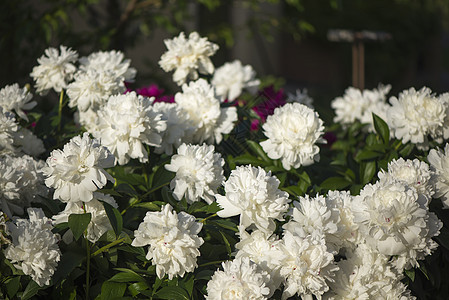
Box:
[126,83,174,103]
[250,86,286,130]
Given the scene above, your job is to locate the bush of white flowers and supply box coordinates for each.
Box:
[1,31,449,299]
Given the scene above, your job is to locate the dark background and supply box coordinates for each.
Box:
[2,0,449,109]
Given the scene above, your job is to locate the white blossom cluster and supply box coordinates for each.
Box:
[331,84,391,132]
[67,50,136,113]
[216,165,290,234]
[4,36,448,299]
[92,92,167,165]
[0,154,48,217]
[43,132,115,202]
[387,87,447,150]
[0,98,44,157]
[260,102,326,170]
[332,85,449,150]
[207,156,443,299]
[174,78,237,145]
[0,84,36,120]
[4,208,61,286]
[132,204,204,280]
[159,31,219,86]
[165,143,225,204]
[211,60,260,102]
[30,45,78,95]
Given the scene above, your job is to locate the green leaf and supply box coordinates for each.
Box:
[133,202,161,211]
[232,153,268,167]
[154,286,190,300]
[355,150,382,161]
[52,249,85,283]
[320,177,351,190]
[419,263,430,281]
[186,201,207,214]
[194,270,214,281]
[116,183,138,196]
[220,231,232,258]
[102,201,123,237]
[405,268,415,282]
[399,143,414,157]
[281,185,304,197]
[179,274,194,296]
[210,219,238,232]
[152,165,175,191]
[109,271,145,283]
[4,276,20,298]
[128,281,150,297]
[196,201,221,214]
[246,140,271,163]
[361,161,376,185]
[68,213,91,240]
[372,113,390,144]
[101,281,127,300]
[21,280,40,300]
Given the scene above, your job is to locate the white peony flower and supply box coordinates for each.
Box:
[351,180,441,267]
[325,190,362,252]
[153,102,194,155]
[0,84,36,120]
[235,229,285,294]
[324,243,415,300]
[75,108,101,133]
[13,127,46,157]
[280,231,338,300]
[5,208,61,286]
[216,165,290,234]
[387,87,446,150]
[286,88,314,109]
[211,60,260,102]
[0,156,21,217]
[93,92,166,165]
[10,155,48,205]
[0,155,48,217]
[30,45,78,95]
[331,84,391,130]
[175,79,237,144]
[260,102,325,170]
[0,108,18,154]
[165,143,225,204]
[67,69,124,112]
[78,50,136,83]
[378,158,434,206]
[206,256,271,300]
[53,193,117,243]
[131,204,204,280]
[428,143,449,208]
[283,194,341,254]
[43,132,115,203]
[159,32,219,85]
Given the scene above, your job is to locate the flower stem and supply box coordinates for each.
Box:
[91,237,126,257]
[58,89,64,132]
[200,213,217,223]
[85,239,91,300]
[199,259,226,267]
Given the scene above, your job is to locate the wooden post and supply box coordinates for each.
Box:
[328,30,391,90]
